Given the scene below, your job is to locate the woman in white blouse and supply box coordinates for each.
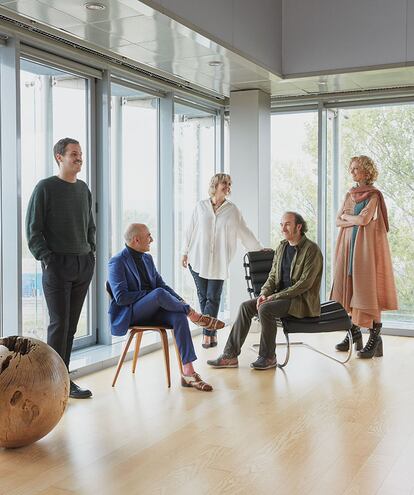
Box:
[182,173,263,348]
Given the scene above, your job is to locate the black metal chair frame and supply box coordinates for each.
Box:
[243,252,354,368]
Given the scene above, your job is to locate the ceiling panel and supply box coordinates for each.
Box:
[1,0,414,99]
[90,15,175,45]
[113,43,171,65]
[64,23,131,50]
[2,0,82,28]
[288,74,363,94]
[348,67,414,88]
[37,0,141,24]
[140,35,224,60]
[116,0,157,17]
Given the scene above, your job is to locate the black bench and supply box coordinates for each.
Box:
[243,250,353,367]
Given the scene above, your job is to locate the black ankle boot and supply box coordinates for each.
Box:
[335,324,363,351]
[357,323,383,359]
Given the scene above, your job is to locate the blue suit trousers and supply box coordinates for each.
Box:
[131,288,197,365]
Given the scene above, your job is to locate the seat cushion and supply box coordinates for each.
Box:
[281,300,351,334]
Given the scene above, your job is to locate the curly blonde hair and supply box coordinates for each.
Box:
[208,173,232,198]
[349,155,379,185]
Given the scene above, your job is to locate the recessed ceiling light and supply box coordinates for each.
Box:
[84,2,106,10]
[208,60,223,67]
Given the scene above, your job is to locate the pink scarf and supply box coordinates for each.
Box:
[349,184,389,232]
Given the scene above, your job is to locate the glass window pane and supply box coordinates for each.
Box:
[20,60,91,343]
[110,83,158,345]
[173,103,217,316]
[270,112,318,245]
[110,85,158,260]
[333,105,414,328]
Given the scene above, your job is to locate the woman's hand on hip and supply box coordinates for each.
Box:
[182,255,188,268]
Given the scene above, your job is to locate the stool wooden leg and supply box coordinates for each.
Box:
[112,331,135,387]
[132,332,143,374]
[159,329,171,388]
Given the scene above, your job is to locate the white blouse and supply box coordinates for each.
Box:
[183,199,263,280]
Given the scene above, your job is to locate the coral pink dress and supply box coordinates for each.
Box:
[330,185,398,328]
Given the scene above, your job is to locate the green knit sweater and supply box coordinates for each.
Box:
[26,176,96,261]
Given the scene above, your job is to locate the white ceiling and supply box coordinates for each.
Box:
[1,0,414,99]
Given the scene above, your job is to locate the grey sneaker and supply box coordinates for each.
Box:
[207,355,238,368]
[250,355,277,370]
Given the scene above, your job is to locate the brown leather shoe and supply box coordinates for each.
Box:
[188,309,225,330]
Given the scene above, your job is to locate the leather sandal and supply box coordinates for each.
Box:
[181,373,213,392]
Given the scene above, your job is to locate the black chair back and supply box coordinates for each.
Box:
[243,250,275,298]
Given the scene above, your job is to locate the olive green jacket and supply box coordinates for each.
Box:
[260,235,323,318]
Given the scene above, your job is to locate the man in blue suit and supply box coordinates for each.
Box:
[108,223,225,392]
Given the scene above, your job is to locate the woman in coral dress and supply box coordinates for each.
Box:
[331,155,398,358]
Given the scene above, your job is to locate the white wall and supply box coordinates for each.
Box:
[140,0,283,75]
[283,0,409,76]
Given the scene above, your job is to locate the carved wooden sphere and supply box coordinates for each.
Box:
[0,336,69,448]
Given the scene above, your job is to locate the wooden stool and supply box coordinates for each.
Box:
[112,326,183,388]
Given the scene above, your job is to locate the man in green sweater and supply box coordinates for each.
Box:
[207,212,323,370]
[26,137,96,399]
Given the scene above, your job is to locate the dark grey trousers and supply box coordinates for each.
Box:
[42,253,95,368]
[223,298,291,359]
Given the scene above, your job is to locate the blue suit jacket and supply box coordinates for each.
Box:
[108,247,181,336]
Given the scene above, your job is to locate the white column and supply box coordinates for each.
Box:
[229,90,270,319]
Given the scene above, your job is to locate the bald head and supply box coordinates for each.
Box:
[124,223,153,252]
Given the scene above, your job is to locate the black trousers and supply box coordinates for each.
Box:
[42,253,95,368]
[223,298,291,359]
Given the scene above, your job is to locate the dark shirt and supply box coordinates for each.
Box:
[126,245,152,291]
[25,175,96,262]
[280,244,296,290]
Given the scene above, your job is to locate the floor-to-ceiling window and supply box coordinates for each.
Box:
[272,102,414,332]
[329,104,414,328]
[110,81,159,345]
[270,112,318,245]
[20,59,92,346]
[173,102,217,315]
[110,82,158,259]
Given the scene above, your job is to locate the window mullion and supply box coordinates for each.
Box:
[317,102,328,298]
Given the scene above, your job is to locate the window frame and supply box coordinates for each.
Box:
[18,54,97,348]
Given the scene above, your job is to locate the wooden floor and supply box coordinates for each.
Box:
[2,328,414,495]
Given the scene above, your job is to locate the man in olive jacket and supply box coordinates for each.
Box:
[208,211,323,370]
